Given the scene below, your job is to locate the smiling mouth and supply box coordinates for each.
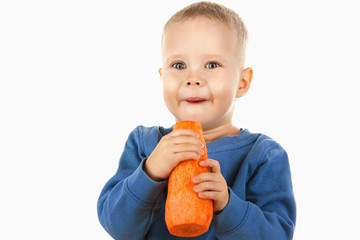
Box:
[185,97,206,103]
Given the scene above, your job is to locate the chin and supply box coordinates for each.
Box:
[177,115,209,127]
[178,113,203,122]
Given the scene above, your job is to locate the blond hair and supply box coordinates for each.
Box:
[163,1,248,67]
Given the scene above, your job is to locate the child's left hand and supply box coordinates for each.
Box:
[192,158,229,213]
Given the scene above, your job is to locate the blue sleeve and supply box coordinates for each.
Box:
[97,127,167,240]
[213,146,296,239]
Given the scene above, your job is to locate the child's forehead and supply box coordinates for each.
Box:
[161,17,241,63]
[164,16,236,43]
[163,16,239,49]
[166,16,229,31]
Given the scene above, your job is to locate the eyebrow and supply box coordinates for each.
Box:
[203,54,229,64]
[164,54,185,61]
[164,54,229,64]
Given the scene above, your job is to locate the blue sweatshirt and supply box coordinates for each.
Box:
[97,126,296,239]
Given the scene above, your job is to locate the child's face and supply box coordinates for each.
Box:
[159,17,249,130]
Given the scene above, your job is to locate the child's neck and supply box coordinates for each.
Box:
[203,123,240,143]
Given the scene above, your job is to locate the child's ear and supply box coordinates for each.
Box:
[236,67,253,98]
[158,68,163,79]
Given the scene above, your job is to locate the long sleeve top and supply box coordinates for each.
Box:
[97,126,296,239]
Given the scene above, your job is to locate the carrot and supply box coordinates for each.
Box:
[165,121,213,237]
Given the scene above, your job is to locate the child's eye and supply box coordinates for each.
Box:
[172,62,186,70]
[205,62,220,69]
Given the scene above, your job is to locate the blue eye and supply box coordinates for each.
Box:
[172,62,186,69]
[205,62,219,69]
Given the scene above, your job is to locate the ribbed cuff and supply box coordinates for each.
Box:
[126,159,167,204]
[213,188,249,234]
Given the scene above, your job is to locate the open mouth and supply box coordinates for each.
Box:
[185,97,206,103]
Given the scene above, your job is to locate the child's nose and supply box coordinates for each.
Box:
[185,69,205,86]
[185,74,203,86]
[186,80,201,86]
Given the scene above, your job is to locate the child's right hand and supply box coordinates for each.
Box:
[144,129,205,181]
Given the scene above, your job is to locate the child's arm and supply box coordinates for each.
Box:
[211,146,296,239]
[97,126,204,239]
[97,127,165,239]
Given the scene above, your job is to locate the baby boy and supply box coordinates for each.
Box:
[98,2,296,239]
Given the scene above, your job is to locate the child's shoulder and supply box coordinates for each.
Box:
[208,129,283,152]
[127,125,173,155]
[133,125,173,138]
[252,131,284,151]
[229,129,286,159]
[249,131,288,165]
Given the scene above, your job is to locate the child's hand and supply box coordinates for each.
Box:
[192,159,229,213]
[144,129,204,181]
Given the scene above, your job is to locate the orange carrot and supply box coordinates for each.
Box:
[165,121,213,237]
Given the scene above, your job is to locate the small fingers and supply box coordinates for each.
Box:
[168,130,205,160]
[171,141,204,158]
[170,128,199,138]
[192,172,217,184]
[172,136,204,149]
[174,151,202,162]
[193,181,223,193]
[199,158,221,173]
[169,129,204,149]
[197,191,221,200]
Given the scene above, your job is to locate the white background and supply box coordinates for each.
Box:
[1,0,359,239]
